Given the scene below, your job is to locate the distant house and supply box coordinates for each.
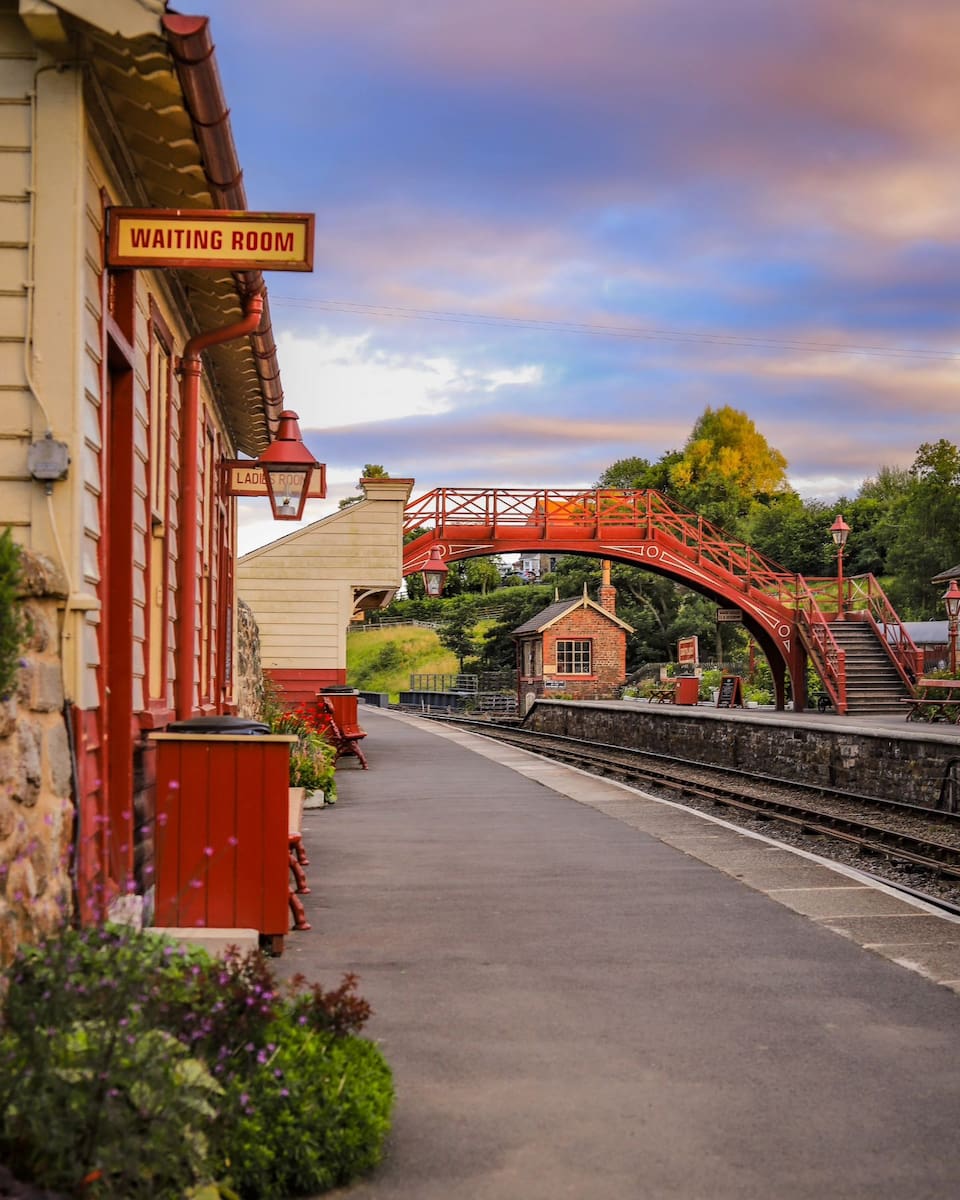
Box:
[0,2,295,936]
[512,577,633,713]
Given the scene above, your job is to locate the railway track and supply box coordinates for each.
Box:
[420,714,960,915]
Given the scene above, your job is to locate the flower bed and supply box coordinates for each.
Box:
[0,927,393,1198]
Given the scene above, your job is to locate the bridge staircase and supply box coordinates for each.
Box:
[826,621,913,714]
[790,574,919,714]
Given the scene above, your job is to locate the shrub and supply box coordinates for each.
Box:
[0,528,26,700]
[214,1018,393,1199]
[0,928,223,1197]
[0,927,392,1198]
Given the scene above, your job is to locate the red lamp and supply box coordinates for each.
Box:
[255,411,319,521]
[829,514,851,617]
[943,579,960,675]
[422,545,449,597]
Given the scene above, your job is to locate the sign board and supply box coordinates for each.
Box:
[716,675,744,708]
[716,608,743,624]
[677,635,699,666]
[105,208,314,271]
[225,462,326,499]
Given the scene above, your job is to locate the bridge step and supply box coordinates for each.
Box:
[829,621,912,713]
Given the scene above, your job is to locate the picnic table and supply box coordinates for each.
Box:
[902,678,960,724]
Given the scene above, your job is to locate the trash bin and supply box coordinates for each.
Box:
[319,686,362,733]
[149,716,297,951]
[674,676,701,705]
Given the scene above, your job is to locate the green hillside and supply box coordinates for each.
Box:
[346,625,458,699]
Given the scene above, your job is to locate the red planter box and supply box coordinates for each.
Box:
[149,732,295,941]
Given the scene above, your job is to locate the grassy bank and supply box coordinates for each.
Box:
[346,625,458,699]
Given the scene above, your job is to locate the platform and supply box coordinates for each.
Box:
[283,707,960,1199]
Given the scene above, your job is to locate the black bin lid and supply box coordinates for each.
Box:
[166,715,270,735]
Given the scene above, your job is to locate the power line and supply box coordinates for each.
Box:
[268,295,959,363]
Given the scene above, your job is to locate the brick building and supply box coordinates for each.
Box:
[512,572,633,713]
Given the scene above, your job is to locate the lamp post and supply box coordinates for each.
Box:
[422,545,449,597]
[829,514,850,618]
[943,579,960,675]
[255,410,319,521]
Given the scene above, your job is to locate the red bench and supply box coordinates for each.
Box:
[318,696,369,769]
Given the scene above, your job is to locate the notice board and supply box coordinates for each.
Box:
[716,675,744,708]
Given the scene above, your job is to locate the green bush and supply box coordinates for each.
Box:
[0,927,392,1198]
[215,1018,393,1198]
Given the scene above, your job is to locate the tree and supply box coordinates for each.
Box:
[436,596,482,671]
[462,558,502,596]
[338,464,390,509]
[745,494,833,576]
[668,406,790,532]
[886,440,960,617]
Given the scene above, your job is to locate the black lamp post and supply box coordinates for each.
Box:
[829,514,850,618]
[943,579,960,675]
[422,545,449,597]
[255,410,319,521]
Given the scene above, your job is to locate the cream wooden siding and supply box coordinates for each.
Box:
[0,11,35,535]
[237,483,412,674]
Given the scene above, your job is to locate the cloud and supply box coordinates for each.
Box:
[276,329,543,435]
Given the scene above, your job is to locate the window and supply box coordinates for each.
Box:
[556,639,591,675]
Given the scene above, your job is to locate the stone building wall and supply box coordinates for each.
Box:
[526,699,960,809]
[0,551,74,963]
[234,597,264,720]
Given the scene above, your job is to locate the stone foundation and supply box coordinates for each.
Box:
[0,551,74,963]
[235,597,263,720]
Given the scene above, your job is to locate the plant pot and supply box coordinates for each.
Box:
[303,790,325,810]
[288,786,306,834]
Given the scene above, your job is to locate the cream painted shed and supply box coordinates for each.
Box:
[237,477,414,704]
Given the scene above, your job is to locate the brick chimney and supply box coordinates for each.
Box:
[598,559,617,615]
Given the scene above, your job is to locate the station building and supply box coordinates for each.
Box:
[0,1,295,945]
[513,571,633,713]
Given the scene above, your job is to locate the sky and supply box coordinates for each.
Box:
[192,1,960,555]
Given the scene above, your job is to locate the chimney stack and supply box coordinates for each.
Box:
[599,559,617,615]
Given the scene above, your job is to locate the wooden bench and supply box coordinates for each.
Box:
[901,678,960,724]
[651,681,678,704]
[318,696,369,769]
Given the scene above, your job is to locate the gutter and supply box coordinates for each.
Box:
[162,13,284,437]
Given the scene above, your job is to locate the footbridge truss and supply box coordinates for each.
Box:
[402,488,920,713]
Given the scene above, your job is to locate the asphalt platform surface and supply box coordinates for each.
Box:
[282,707,960,1200]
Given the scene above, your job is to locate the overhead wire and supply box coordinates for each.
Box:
[268,295,959,363]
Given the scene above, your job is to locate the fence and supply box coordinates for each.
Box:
[408,671,517,693]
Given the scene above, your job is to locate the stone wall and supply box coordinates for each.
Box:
[0,551,74,962]
[234,597,264,720]
[525,700,960,810]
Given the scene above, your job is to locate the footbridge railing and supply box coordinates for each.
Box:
[403,487,798,593]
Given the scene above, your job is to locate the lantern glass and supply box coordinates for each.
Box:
[423,572,443,597]
[829,515,850,548]
[943,581,960,622]
[265,466,310,521]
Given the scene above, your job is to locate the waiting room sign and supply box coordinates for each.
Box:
[105,208,314,271]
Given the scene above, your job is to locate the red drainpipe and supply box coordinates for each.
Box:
[175,291,264,719]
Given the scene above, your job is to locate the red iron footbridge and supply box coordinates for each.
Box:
[402,487,920,713]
